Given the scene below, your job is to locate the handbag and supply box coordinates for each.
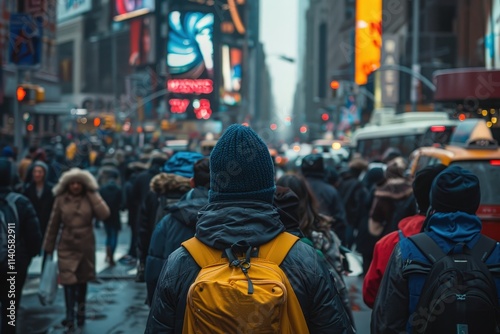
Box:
[38,253,58,306]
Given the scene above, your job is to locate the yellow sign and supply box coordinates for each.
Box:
[355,0,382,85]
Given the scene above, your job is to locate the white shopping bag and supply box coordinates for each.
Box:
[38,253,58,306]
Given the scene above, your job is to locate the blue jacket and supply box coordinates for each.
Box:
[371,211,500,333]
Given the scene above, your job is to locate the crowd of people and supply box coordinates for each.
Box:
[0,124,499,333]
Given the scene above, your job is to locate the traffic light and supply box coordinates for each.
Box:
[93,117,101,127]
[16,84,45,104]
[330,80,341,99]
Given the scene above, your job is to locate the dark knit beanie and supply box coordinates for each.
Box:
[412,164,447,214]
[209,124,275,203]
[301,154,324,177]
[430,165,480,214]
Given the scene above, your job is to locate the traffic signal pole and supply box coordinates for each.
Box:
[13,69,23,159]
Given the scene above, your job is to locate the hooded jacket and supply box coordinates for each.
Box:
[145,187,209,305]
[371,212,500,333]
[137,173,191,262]
[145,200,355,334]
[362,214,425,308]
[43,168,110,284]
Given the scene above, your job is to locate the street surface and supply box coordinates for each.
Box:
[17,214,371,334]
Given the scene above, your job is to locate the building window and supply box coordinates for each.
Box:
[58,41,74,94]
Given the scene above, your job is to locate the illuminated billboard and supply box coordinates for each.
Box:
[167,11,215,119]
[113,0,155,22]
[220,45,242,106]
[355,0,382,85]
[129,16,155,66]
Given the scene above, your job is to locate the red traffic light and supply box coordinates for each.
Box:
[321,113,329,121]
[93,118,101,127]
[330,80,340,90]
[17,86,27,102]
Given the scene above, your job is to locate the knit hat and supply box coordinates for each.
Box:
[209,124,275,203]
[33,161,49,175]
[1,146,14,158]
[301,154,324,177]
[412,164,447,214]
[430,165,480,215]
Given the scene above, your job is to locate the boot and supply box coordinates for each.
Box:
[62,285,76,330]
[76,283,87,327]
[106,246,116,266]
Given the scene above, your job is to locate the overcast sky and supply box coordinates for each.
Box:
[260,0,299,122]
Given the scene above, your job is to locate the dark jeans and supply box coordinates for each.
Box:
[1,261,30,334]
[104,225,119,255]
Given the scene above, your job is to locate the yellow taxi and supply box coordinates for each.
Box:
[409,120,500,241]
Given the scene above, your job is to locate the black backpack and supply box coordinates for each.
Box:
[0,193,21,267]
[404,233,500,334]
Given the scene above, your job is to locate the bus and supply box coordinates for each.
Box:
[350,110,459,161]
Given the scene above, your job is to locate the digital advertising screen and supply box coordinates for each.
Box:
[129,16,155,66]
[220,44,242,106]
[167,11,215,120]
[113,0,155,22]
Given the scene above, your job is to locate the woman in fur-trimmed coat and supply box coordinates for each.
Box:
[43,167,110,330]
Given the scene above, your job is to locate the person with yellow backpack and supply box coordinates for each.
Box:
[145,124,354,334]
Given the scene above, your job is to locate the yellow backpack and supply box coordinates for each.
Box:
[181,232,310,334]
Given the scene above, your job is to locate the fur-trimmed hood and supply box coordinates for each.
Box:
[150,172,191,195]
[53,168,99,196]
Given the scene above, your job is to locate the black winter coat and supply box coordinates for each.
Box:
[99,182,123,229]
[23,182,54,238]
[145,187,209,305]
[0,187,42,269]
[145,200,355,334]
[305,176,348,236]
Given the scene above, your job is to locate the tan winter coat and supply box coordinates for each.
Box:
[43,168,110,285]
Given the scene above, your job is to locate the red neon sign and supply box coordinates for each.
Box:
[167,79,214,94]
[169,99,190,113]
[194,99,212,119]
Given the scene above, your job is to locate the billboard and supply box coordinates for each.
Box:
[167,11,215,120]
[113,0,155,22]
[129,16,155,66]
[220,44,242,106]
[57,0,92,22]
[8,14,43,68]
[355,0,382,85]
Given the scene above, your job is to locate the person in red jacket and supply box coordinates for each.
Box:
[362,164,446,308]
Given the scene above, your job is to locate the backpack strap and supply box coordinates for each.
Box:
[182,232,300,268]
[182,237,222,268]
[470,234,497,263]
[408,233,446,264]
[259,232,299,265]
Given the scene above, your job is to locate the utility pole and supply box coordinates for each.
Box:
[411,0,420,112]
